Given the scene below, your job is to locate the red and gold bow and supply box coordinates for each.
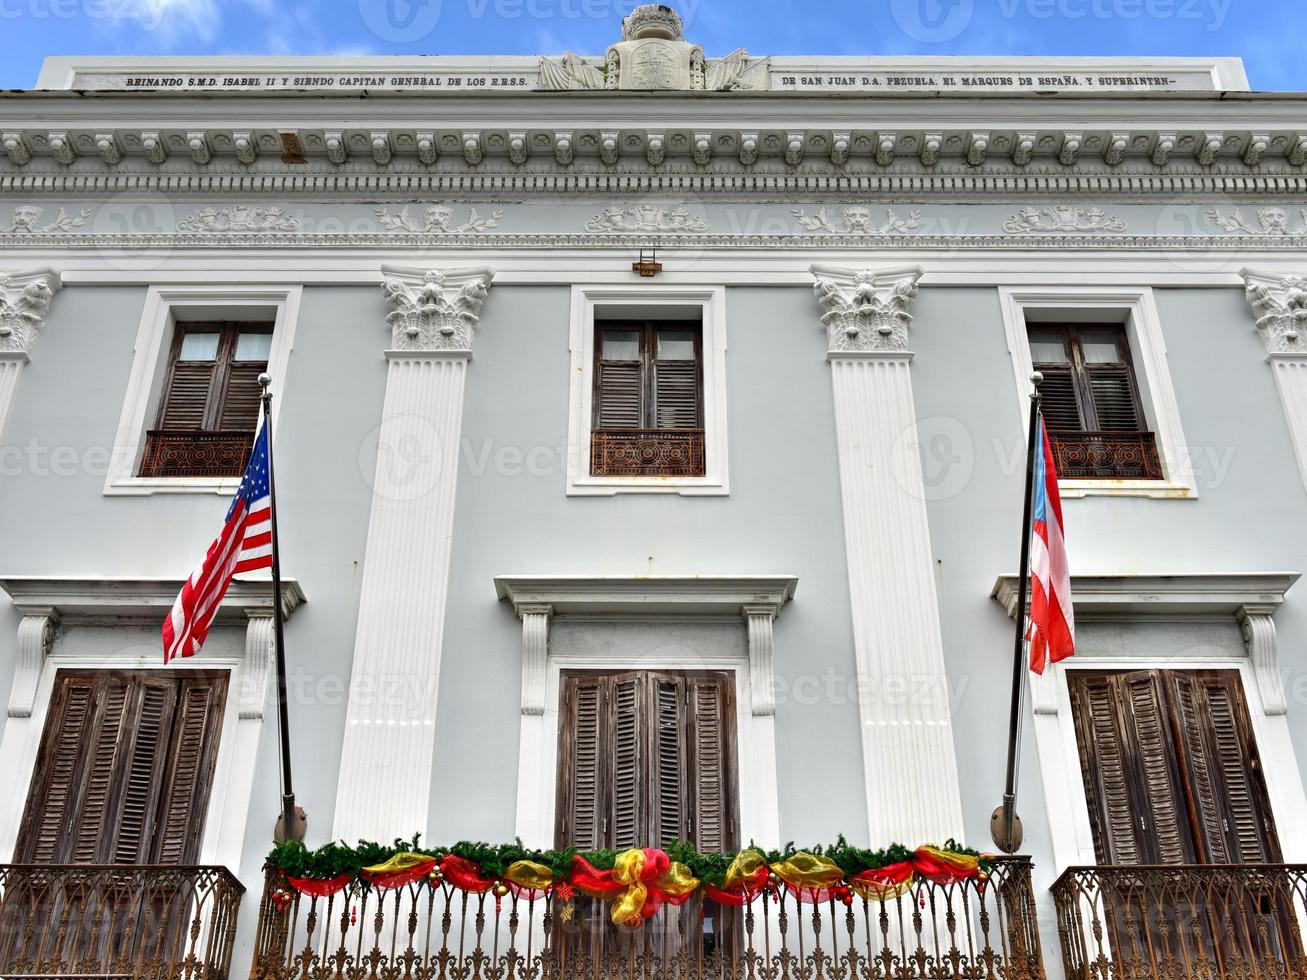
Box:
[912,846,986,885]
[703,848,768,906]
[361,852,437,890]
[571,849,699,926]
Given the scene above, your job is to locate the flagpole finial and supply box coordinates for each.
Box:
[1029,370,1043,386]
[258,372,272,390]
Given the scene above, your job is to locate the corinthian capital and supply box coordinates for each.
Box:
[809,264,923,354]
[379,264,495,352]
[0,268,62,356]
[1241,268,1307,356]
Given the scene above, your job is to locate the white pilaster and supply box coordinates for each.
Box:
[742,604,776,716]
[519,604,552,716]
[809,264,964,844]
[0,269,61,441]
[331,265,494,842]
[1242,270,1307,494]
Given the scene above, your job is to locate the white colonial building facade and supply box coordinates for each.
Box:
[2,6,1307,978]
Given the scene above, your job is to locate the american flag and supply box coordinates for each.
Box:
[1027,416,1075,674]
[163,419,274,663]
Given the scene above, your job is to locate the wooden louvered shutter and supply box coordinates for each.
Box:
[686,674,735,853]
[650,674,688,848]
[154,677,227,864]
[558,674,606,850]
[15,670,227,866]
[1070,671,1192,865]
[216,328,272,432]
[594,326,645,429]
[157,329,220,430]
[1169,672,1280,864]
[1078,328,1144,431]
[652,328,701,430]
[1037,365,1083,432]
[1120,671,1193,864]
[608,673,646,850]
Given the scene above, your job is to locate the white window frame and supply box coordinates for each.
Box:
[103,283,301,496]
[998,286,1196,499]
[566,284,729,496]
[992,572,1307,871]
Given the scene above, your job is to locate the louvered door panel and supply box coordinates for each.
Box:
[596,362,644,429]
[158,361,217,429]
[1197,674,1280,862]
[1086,364,1143,431]
[216,361,266,432]
[1121,672,1192,864]
[155,678,226,864]
[558,675,606,850]
[687,675,735,853]
[69,679,131,864]
[1166,672,1232,863]
[17,675,98,863]
[1036,364,1083,432]
[653,361,700,429]
[112,679,178,864]
[650,675,687,848]
[1070,673,1146,865]
[608,674,646,850]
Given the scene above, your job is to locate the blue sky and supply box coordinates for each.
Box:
[0,0,1302,91]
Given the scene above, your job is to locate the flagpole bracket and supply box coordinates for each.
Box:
[275,804,308,844]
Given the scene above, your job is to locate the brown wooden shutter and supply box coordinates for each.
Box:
[557,674,606,850]
[216,361,266,431]
[1070,672,1146,864]
[1085,363,1143,431]
[653,360,700,429]
[595,361,644,428]
[1168,672,1281,863]
[650,674,688,848]
[1036,364,1083,432]
[686,674,735,853]
[154,677,227,864]
[1119,671,1193,863]
[157,359,218,430]
[608,673,646,850]
[15,670,227,867]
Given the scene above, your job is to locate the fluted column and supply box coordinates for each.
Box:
[332,265,494,841]
[1242,270,1307,494]
[0,269,61,441]
[809,264,964,844]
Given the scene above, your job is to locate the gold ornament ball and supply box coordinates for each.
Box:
[494,882,510,897]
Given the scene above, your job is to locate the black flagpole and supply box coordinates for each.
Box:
[991,372,1042,854]
[259,373,300,843]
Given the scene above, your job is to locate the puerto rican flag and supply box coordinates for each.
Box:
[1027,417,1075,674]
[163,419,273,663]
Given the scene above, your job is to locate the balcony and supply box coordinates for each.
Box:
[250,856,1043,980]
[1047,430,1163,480]
[591,428,706,477]
[139,429,254,479]
[1052,864,1307,979]
[0,864,244,979]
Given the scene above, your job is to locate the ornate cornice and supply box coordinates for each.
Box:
[809,264,923,355]
[1241,269,1307,356]
[380,264,495,352]
[0,268,62,355]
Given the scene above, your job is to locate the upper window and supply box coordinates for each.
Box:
[139,321,272,479]
[1027,323,1162,481]
[591,319,704,478]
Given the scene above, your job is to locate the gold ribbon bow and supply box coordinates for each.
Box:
[724,848,767,889]
[769,851,844,890]
[610,848,699,926]
[503,860,555,892]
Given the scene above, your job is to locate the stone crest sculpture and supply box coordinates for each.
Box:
[539,3,766,91]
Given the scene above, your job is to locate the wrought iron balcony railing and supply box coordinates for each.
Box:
[0,863,244,980]
[140,429,255,479]
[250,857,1043,980]
[591,428,706,477]
[1052,864,1307,979]
[1047,430,1163,481]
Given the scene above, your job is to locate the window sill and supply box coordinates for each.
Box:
[567,476,729,497]
[1058,479,1196,500]
[104,476,240,497]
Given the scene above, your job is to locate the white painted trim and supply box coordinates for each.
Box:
[998,285,1197,498]
[101,283,302,496]
[565,284,729,496]
[990,572,1307,870]
[0,575,305,870]
[498,575,791,849]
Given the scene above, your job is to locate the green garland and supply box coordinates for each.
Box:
[269,834,982,886]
